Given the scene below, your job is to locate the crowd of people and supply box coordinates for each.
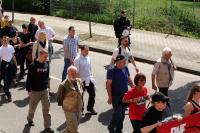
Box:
[0,9,200,133]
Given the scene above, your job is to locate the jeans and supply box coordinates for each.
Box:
[108,96,126,132]
[83,81,95,110]
[62,58,71,81]
[1,60,13,99]
[48,41,53,63]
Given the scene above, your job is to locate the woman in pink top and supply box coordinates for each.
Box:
[123,73,150,133]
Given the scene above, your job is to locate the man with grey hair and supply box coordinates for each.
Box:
[57,65,83,133]
[152,47,176,97]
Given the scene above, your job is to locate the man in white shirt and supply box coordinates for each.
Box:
[74,45,97,115]
[0,35,17,102]
[110,36,139,73]
[35,20,55,62]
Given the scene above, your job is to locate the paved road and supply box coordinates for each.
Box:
[0,43,199,133]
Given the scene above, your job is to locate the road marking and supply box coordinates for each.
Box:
[50,75,61,81]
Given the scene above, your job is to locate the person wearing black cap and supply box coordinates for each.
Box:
[106,54,133,133]
[140,92,172,133]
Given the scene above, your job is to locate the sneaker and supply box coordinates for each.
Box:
[28,121,34,126]
[87,109,97,115]
[43,128,54,133]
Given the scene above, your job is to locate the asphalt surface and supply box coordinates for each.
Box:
[0,43,200,133]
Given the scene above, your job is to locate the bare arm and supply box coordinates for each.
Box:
[184,102,193,117]
[106,79,112,104]
[130,56,139,73]
[151,74,158,91]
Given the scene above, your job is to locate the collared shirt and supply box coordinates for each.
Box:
[74,54,92,79]
[63,35,79,60]
[0,44,15,62]
[35,26,55,41]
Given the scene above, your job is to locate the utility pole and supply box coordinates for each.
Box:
[170,0,173,35]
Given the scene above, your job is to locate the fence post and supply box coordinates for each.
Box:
[132,0,135,28]
[89,12,92,38]
[12,0,14,22]
[170,0,174,35]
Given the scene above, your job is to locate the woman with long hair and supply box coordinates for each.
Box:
[184,83,200,117]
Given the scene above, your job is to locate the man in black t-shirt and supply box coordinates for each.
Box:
[28,17,38,42]
[140,92,172,133]
[18,24,33,79]
[26,49,54,133]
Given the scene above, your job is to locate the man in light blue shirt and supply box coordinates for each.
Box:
[62,26,79,81]
[74,45,97,115]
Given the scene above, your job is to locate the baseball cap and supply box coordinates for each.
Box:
[115,54,125,62]
[151,92,170,102]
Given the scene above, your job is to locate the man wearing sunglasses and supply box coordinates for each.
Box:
[140,92,172,133]
[110,36,139,73]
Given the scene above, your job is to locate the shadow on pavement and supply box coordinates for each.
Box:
[56,121,66,132]
[169,80,200,114]
[0,94,7,106]
[13,97,29,108]
[51,48,64,60]
[98,109,113,126]
[80,113,92,123]
[22,124,31,133]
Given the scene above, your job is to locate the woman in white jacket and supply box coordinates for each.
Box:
[32,31,49,61]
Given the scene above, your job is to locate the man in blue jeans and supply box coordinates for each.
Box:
[106,54,133,133]
[62,26,79,81]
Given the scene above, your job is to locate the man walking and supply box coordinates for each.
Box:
[62,26,79,81]
[152,47,176,97]
[57,66,82,133]
[110,36,139,73]
[26,49,54,133]
[28,17,38,42]
[114,10,131,46]
[0,35,17,102]
[106,54,133,133]
[74,45,97,115]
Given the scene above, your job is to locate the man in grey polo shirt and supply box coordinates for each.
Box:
[62,26,79,81]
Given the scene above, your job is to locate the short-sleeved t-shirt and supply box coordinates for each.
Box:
[107,66,130,96]
[0,44,15,62]
[123,86,148,120]
[112,46,132,65]
[141,106,172,133]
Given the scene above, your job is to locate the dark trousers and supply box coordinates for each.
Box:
[83,81,95,110]
[20,51,26,77]
[130,120,141,133]
[1,60,13,98]
[159,87,170,107]
[109,96,126,132]
[62,58,71,81]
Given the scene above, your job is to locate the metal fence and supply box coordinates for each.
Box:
[50,0,200,38]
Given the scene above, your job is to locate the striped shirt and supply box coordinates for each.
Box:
[63,35,79,60]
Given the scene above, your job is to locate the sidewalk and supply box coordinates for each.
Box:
[6,12,200,75]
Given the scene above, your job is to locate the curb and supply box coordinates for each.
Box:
[54,39,200,76]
